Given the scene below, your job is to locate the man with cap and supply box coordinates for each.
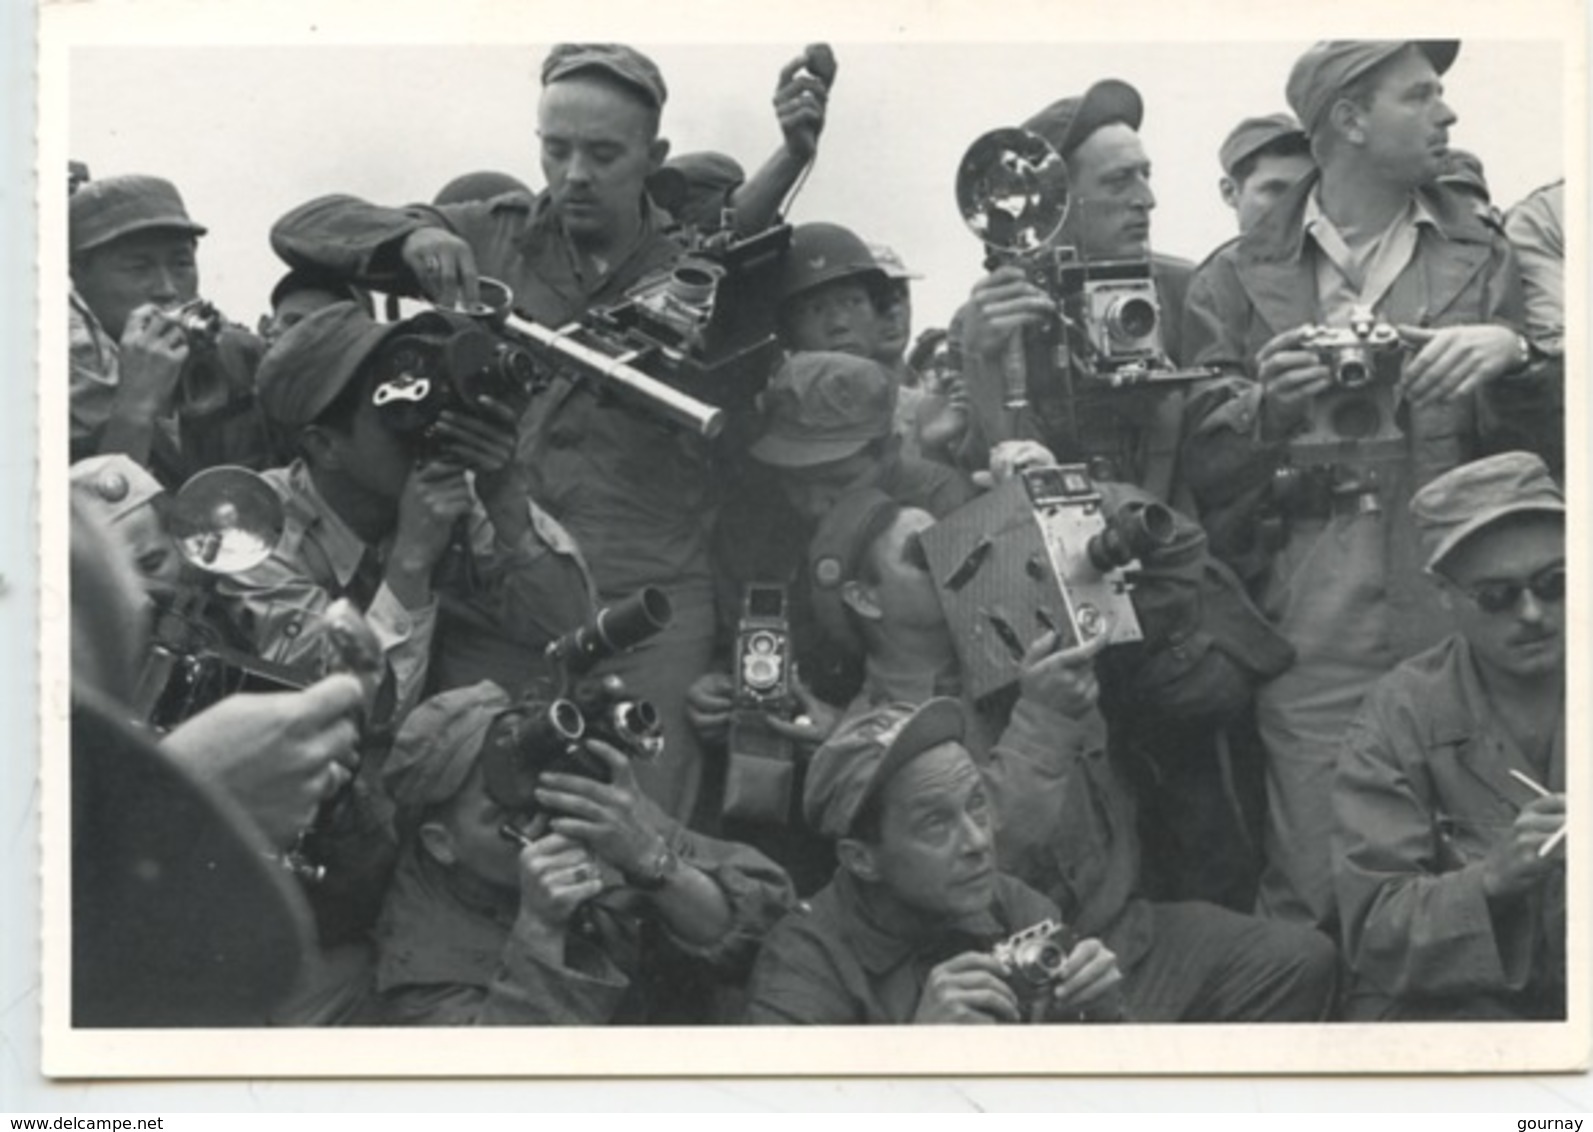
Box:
[69,173,271,480]
[1178,40,1533,930]
[1333,452,1565,1020]
[866,242,970,466]
[219,302,593,726]
[1216,113,1314,237]
[373,681,795,1024]
[958,79,1200,501]
[270,45,831,824]
[258,267,375,349]
[745,697,1126,1024]
[790,488,1338,1022]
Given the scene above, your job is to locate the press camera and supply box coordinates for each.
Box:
[919,464,1174,701]
[1291,306,1407,454]
[955,128,1214,397]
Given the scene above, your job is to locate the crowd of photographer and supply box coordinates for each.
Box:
[66,37,1566,1029]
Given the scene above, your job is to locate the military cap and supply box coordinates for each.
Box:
[1411,451,1564,572]
[808,487,903,655]
[432,170,535,207]
[267,268,373,316]
[1436,148,1490,201]
[867,242,923,283]
[1286,41,1460,136]
[749,351,896,468]
[646,151,746,224]
[1024,79,1144,159]
[383,681,514,815]
[69,454,166,526]
[804,698,967,840]
[255,301,397,428]
[1219,112,1308,177]
[70,174,207,257]
[542,43,667,110]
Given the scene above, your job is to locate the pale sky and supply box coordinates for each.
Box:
[69,39,1565,334]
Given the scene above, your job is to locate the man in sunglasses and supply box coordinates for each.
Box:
[1333,451,1565,1021]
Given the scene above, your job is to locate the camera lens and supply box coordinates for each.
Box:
[1106,295,1158,343]
[1334,347,1373,388]
[666,263,719,308]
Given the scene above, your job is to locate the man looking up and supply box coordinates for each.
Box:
[1179,41,1531,929]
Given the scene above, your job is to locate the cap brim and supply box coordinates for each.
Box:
[1428,500,1565,570]
[851,698,968,830]
[75,219,208,255]
[748,433,874,468]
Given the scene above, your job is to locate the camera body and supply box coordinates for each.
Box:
[724,585,801,825]
[920,464,1172,701]
[166,298,225,350]
[369,309,543,459]
[478,679,662,823]
[991,918,1075,1015]
[733,584,794,712]
[1292,307,1406,455]
[1053,259,1176,385]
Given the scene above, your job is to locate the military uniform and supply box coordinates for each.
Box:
[271,190,721,820]
[1180,168,1526,927]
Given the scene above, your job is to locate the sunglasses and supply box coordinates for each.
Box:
[1455,564,1566,615]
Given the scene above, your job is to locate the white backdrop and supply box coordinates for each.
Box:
[69,40,1564,333]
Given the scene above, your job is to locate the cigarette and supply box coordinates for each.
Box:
[1538,825,1567,859]
[1509,769,1553,798]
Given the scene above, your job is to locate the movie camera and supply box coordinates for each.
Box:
[479,588,674,839]
[919,464,1174,701]
[954,127,1214,409]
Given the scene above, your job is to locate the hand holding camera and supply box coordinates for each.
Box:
[989,918,1126,1022]
[116,302,193,415]
[388,461,475,588]
[1018,626,1107,721]
[1256,325,1334,441]
[400,227,480,310]
[1397,323,1526,407]
[160,671,364,851]
[535,737,667,883]
[965,266,1056,362]
[912,952,1022,1025]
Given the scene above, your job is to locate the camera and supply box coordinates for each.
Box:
[369,309,544,459]
[166,298,225,350]
[478,678,662,829]
[721,584,804,826]
[990,918,1127,1022]
[918,464,1173,701]
[545,587,674,680]
[1300,306,1402,389]
[1291,306,1406,455]
[487,221,792,439]
[733,584,794,712]
[1054,260,1174,385]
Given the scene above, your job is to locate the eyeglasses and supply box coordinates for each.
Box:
[1455,564,1566,615]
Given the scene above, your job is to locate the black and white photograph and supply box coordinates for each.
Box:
[26,0,1589,1092]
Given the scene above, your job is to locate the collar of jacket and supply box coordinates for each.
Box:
[830,866,1007,977]
[1424,634,1566,804]
[1240,169,1497,267]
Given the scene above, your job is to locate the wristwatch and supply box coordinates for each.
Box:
[626,837,681,892]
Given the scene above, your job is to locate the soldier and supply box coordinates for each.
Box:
[1216,113,1314,237]
[1179,40,1532,930]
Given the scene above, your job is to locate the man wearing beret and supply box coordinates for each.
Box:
[220,302,593,725]
[69,173,272,481]
[787,489,1337,1022]
[958,78,1199,501]
[745,698,1126,1024]
[269,45,831,823]
[1333,452,1565,1020]
[1178,41,1535,931]
[373,681,795,1024]
[1216,113,1314,238]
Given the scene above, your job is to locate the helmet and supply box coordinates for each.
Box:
[779,222,886,304]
